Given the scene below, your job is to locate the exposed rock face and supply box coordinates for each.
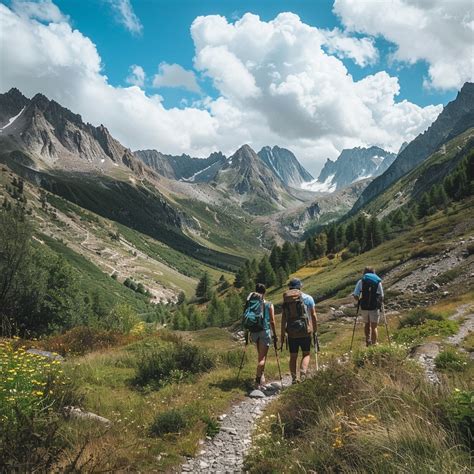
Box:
[257,145,313,187]
[352,82,474,212]
[0,88,145,174]
[135,149,226,181]
[304,146,396,192]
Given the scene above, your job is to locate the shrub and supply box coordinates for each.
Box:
[341,251,354,261]
[393,319,458,344]
[435,348,468,371]
[219,348,248,368]
[435,268,460,285]
[444,389,473,448]
[410,243,446,258]
[133,342,214,388]
[466,242,474,256]
[102,304,140,333]
[399,308,443,328]
[150,408,188,436]
[353,344,407,368]
[0,340,79,470]
[40,326,120,356]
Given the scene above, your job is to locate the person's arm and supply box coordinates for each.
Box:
[269,304,276,337]
[353,280,361,303]
[311,306,318,334]
[377,283,384,309]
[280,305,286,349]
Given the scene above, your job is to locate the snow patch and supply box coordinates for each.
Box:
[181,162,214,182]
[0,107,25,133]
[301,174,336,193]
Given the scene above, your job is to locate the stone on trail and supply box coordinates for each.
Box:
[27,348,64,361]
[249,389,266,398]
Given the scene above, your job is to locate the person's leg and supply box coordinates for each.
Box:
[256,339,268,386]
[370,323,378,345]
[299,337,311,380]
[364,322,371,346]
[288,338,299,382]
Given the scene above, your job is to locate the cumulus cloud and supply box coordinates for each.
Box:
[11,0,68,23]
[0,4,443,174]
[152,63,201,93]
[106,0,142,36]
[126,64,145,87]
[334,0,474,90]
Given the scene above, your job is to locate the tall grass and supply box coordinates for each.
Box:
[245,347,472,473]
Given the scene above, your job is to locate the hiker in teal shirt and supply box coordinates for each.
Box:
[248,283,277,389]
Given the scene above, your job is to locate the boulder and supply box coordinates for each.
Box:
[249,389,266,399]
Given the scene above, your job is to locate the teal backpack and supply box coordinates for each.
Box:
[242,293,265,332]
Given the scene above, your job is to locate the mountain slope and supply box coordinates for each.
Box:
[134,149,226,181]
[352,82,474,212]
[257,145,313,188]
[303,146,396,192]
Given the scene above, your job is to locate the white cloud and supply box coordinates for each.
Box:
[334,0,474,90]
[106,0,142,36]
[126,64,145,87]
[152,63,201,93]
[0,4,443,175]
[11,0,68,23]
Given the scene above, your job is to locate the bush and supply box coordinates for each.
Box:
[150,408,188,436]
[341,250,354,261]
[353,344,407,368]
[219,348,248,368]
[399,308,443,328]
[393,319,458,344]
[101,304,140,333]
[435,348,468,371]
[444,389,473,448]
[466,242,474,256]
[435,269,460,285]
[133,342,214,388]
[0,340,79,470]
[40,326,120,356]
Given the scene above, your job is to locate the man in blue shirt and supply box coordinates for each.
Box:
[353,267,384,346]
[280,278,317,384]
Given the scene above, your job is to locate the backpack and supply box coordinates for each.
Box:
[283,289,312,338]
[360,273,382,310]
[242,293,265,332]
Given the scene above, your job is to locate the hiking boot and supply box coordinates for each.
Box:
[291,374,298,385]
[300,371,307,382]
[255,376,262,389]
[366,339,372,347]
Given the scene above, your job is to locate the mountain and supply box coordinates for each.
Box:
[211,144,296,214]
[0,89,145,175]
[257,145,313,187]
[352,82,474,212]
[134,149,226,181]
[302,146,397,193]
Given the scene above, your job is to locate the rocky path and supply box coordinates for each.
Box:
[446,304,474,357]
[180,379,290,473]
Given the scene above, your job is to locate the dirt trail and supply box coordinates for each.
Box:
[180,379,290,473]
[446,304,474,353]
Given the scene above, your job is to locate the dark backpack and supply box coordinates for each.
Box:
[283,289,311,338]
[242,293,265,332]
[360,279,380,310]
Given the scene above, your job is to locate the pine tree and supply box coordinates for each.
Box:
[355,215,367,249]
[345,221,356,243]
[257,255,276,287]
[366,217,382,250]
[196,272,212,300]
[336,224,346,250]
[327,225,337,253]
[276,267,288,288]
[417,193,431,218]
[269,245,282,272]
[314,233,328,258]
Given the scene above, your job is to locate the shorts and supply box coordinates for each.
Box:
[250,329,272,347]
[361,310,380,324]
[288,336,312,354]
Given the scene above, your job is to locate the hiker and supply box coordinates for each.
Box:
[280,278,317,384]
[353,267,384,346]
[244,283,277,389]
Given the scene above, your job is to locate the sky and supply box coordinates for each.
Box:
[0,0,473,175]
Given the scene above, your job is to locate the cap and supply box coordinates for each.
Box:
[288,278,302,289]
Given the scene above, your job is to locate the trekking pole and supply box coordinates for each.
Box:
[237,331,249,380]
[349,301,360,352]
[313,332,320,371]
[382,304,391,346]
[272,335,283,384]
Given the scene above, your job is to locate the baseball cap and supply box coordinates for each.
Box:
[288,278,302,289]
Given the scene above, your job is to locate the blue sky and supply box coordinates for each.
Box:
[52,0,456,109]
[1,0,471,173]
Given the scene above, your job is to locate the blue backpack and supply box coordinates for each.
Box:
[242,293,265,332]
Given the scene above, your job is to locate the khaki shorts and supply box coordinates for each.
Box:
[361,309,380,324]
